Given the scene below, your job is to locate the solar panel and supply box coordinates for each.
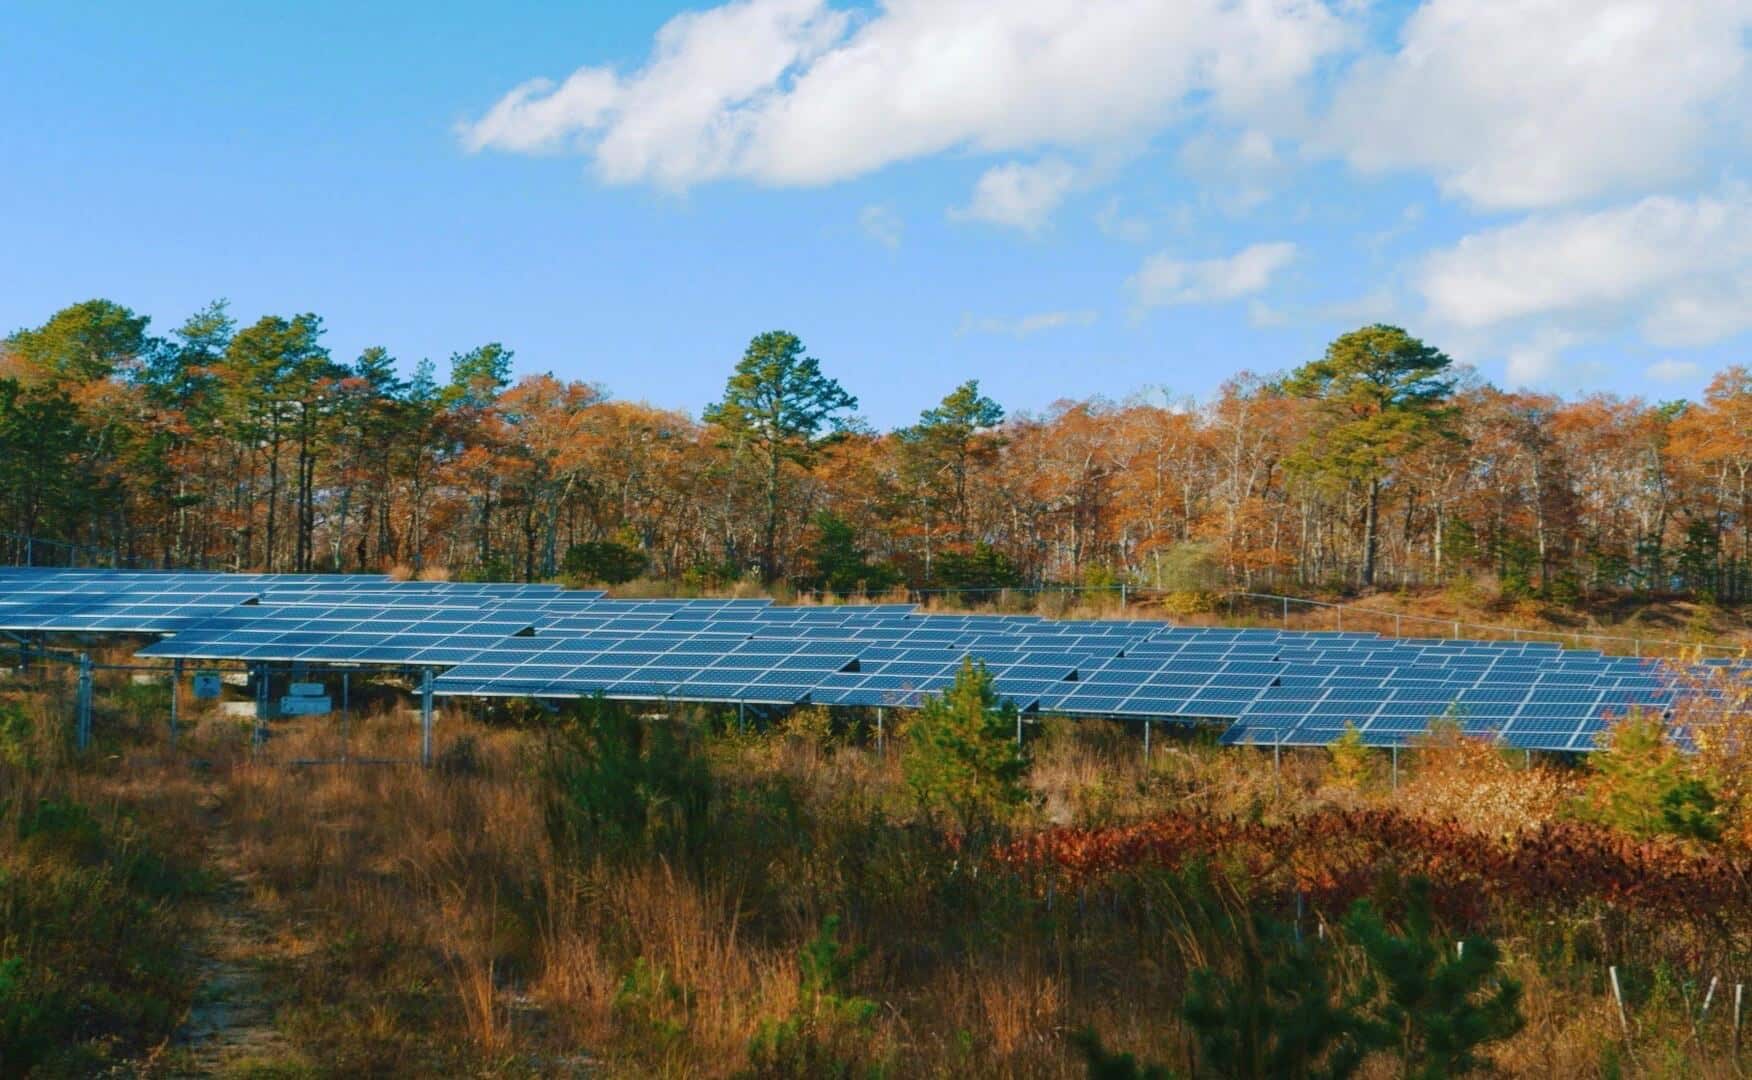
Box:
[0,568,1725,748]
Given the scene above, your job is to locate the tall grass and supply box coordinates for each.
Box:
[0,678,1747,1075]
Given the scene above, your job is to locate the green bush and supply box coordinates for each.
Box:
[931,543,1022,592]
[0,701,36,769]
[743,915,882,1079]
[804,512,901,597]
[1181,910,1373,1079]
[1575,711,1722,841]
[540,697,712,865]
[901,660,1029,829]
[562,540,651,585]
[1343,878,1524,1079]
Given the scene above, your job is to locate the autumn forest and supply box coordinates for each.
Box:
[6,298,1751,605]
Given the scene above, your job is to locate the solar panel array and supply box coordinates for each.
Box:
[0,567,1718,752]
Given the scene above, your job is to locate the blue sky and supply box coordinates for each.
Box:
[4,1,1748,427]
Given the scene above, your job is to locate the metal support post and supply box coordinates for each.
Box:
[253,663,269,750]
[1283,596,1289,628]
[169,658,182,745]
[1015,709,1023,747]
[1119,582,1127,610]
[420,667,434,767]
[75,652,93,751]
[1391,745,1399,790]
[341,671,351,762]
[875,707,885,755]
[1143,719,1151,760]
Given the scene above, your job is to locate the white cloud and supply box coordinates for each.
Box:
[1094,197,1152,243]
[1416,188,1752,347]
[958,309,1098,337]
[1647,357,1703,383]
[1247,299,1288,327]
[460,0,1350,190]
[1323,0,1750,209]
[1129,242,1297,308]
[858,203,903,248]
[1504,328,1584,385]
[1176,128,1283,211]
[950,158,1078,231]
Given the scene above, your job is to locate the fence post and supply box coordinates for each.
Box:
[75,652,93,751]
[420,667,434,767]
[1733,983,1743,1051]
[1282,596,1289,628]
[1609,966,1631,1040]
[1119,582,1127,611]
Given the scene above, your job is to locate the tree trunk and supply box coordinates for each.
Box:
[1361,477,1380,588]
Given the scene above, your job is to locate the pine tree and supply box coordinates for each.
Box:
[1286,325,1455,588]
[901,659,1029,828]
[703,331,856,581]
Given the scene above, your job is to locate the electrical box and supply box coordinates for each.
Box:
[280,681,330,715]
[192,672,222,700]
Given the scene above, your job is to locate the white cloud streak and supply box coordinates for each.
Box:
[950,159,1078,232]
[1129,242,1298,308]
[460,0,1349,191]
[858,203,904,248]
[1646,358,1703,383]
[958,310,1098,337]
[1417,188,1752,347]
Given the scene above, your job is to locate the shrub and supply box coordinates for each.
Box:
[901,660,1029,829]
[931,543,1022,592]
[562,540,650,585]
[1343,878,1523,1079]
[805,512,901,597]
[540,697,712,865]
[1070,1027,1177,1079]
[1326,723,1370,790]
[0,700,37,768]
[1181,909,1374,1079]
[743,915,882,1078]
[1575,711,1721,841]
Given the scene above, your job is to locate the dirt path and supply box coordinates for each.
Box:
[168,793,307,1077]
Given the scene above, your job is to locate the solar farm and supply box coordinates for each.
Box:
[0,566,1711,753]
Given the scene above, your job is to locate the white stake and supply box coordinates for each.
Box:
[1609,966,1631,1040]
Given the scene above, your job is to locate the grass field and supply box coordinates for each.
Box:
[1,655,1749,1077]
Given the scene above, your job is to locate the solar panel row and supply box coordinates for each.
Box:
[0,568,1719,751]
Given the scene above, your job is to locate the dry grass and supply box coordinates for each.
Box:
[1,668,1747,1076]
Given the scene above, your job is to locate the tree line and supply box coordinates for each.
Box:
[4,297,1749,603]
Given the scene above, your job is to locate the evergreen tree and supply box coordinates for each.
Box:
[1286,325,1455,587]
[901,659,1029,828]
[1343,879,1524,1079]
[703,331,856,580]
